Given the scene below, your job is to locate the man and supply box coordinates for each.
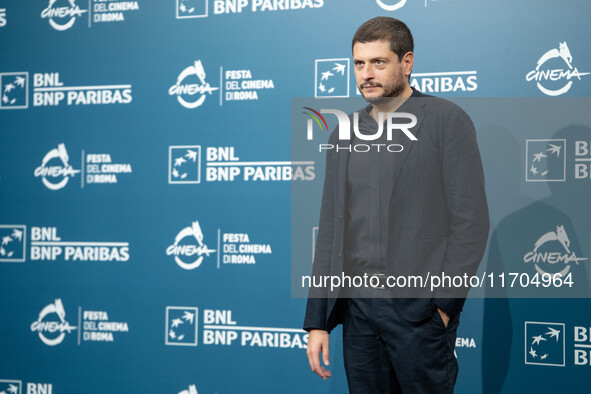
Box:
[304,17,489,393]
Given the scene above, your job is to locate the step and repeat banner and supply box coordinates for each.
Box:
[1,1,590,393]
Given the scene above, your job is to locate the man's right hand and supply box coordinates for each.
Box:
[306,329,331,380]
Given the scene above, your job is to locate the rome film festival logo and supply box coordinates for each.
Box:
[30,299,77,346]
[41,0,88,31]
[526,42,589,96]
[178,385,199,394]
[169,60,218,109]
[525,139,566,182]
[0,226,26,262]
[524,322,565,366]
[166,221,216,269]
[314,59,349,98]
[523,225,587,276]
[34,144,80,190]
[0,73,27,109]
[166,307,198,346]
[376,0,406,11]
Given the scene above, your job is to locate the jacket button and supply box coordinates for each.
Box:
[338,251,342,257]
[339,213,343,219]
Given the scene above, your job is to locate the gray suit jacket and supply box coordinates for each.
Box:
[303,93,490,333]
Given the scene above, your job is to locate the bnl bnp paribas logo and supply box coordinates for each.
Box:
[315,59,349,98]
[525,139,565,182]
[169,59,274,108]
[176,0,323,18]
[165,307,198,346]
[0,381,20,394]
[526,42,589,96]
[0,71,133,109]
[168,145,315,183]
[165,306,308,349]
[525,322,565,366]
[526,139,591,181]
[313,59,477,97]
[0,72,28,109]
[0,226,26,263]
[525,321,591,366]
[0,380,53,394]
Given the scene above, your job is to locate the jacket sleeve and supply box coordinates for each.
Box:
[303,130,338,332]
[432,107,490,317]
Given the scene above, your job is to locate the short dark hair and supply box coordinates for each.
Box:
[352,17,414,61]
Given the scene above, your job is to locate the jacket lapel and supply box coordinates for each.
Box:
[337,143,350,214]
[387,99,427,199]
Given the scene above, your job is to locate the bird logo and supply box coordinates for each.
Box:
[1,74,27,107]
[172,148,199,180]
[166,307,198,346]
[316,59,348,97]
[526,140,565,182]
[525,322,564,366]
[0,227,24,260]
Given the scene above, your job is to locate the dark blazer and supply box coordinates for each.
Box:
[303,92,490,333]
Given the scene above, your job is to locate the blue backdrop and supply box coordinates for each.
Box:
[1,1,590,393]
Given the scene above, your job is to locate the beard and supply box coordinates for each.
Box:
[359,75,406,104]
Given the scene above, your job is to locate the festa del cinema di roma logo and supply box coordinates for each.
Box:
[523,225,587,276]
[169,60,218,109]
[177,385,198,394]
[34,143,132,190]
[376,0,407,11]
[166,221,216,270]
[166,220,271,269]
[30,299,77,346]
[169,59,274,108]
[526,42,589,96]
[41,0,88,31]
[374,0,440,11]
[34,143,80,190]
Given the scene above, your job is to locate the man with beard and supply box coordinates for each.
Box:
[304,17,489,393]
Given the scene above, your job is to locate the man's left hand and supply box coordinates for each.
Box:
[437,308,450,328]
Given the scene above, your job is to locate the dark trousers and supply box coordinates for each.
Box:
[342,298,460,394]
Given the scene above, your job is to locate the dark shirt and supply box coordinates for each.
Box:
[344,88,422,274]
